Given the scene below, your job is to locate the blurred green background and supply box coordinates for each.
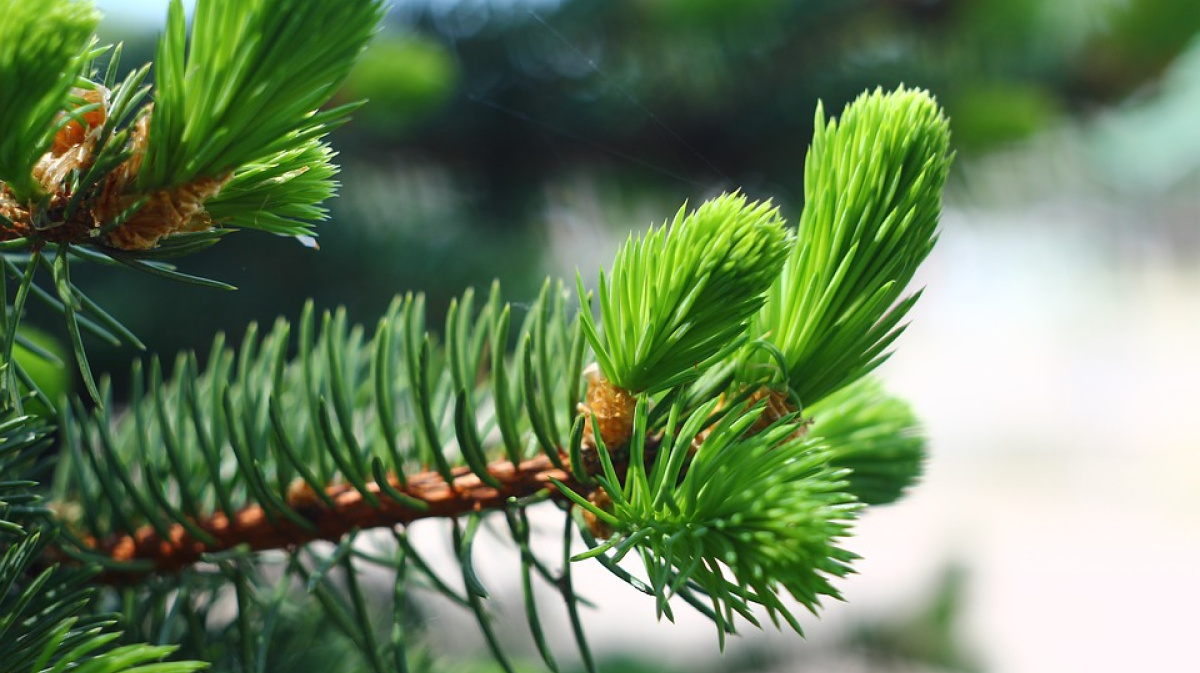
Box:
[39,0,1200,671]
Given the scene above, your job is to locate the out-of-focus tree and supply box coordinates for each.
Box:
[348,0,1200,192]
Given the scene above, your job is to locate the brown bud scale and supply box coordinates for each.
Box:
[580,363,637,452]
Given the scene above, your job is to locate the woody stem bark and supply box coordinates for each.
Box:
[82,453,585,581]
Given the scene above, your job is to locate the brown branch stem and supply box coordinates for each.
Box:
[83,453,582,580]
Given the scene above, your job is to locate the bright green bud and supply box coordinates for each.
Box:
[204,139,339,239]
[752,86,953,405]
[579,192,790,394]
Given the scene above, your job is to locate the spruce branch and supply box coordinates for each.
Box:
[50,274,862,647]
[0,0,380,257]
[0,6,957,658]
[45,111,954,646]
[0,0,384,406]
[52,286,587,569]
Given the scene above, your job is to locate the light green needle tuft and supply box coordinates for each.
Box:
[204,140,340,238]
[580,192,790,394]
[138,0,385,192]
[750,86,953,406]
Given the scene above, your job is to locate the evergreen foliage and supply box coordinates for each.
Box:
[748,87,952,407]
[138,0,384,193]
[0,1,951,671]
[1,412,206,673]
[560,397,859,646]
[578,194,788,394]
[0,0,99,202]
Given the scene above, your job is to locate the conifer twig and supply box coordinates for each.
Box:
[83,453,586,580]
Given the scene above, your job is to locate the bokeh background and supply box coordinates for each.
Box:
[49,0,1200,671]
